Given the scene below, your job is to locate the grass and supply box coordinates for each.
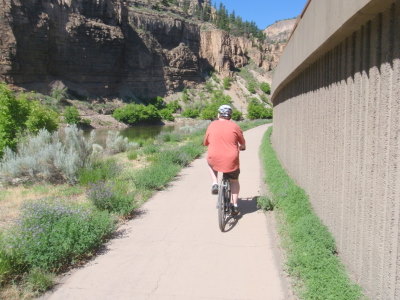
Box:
[127,150,138,160]
[24,268,54,293]
[0,191,9,202]
[238,119,271,131]
[260,127,363,300]
[78,159,120,185]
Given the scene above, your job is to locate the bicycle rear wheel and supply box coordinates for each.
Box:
[217,182,225,231]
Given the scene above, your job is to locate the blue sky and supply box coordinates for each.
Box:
[212,0,307,30]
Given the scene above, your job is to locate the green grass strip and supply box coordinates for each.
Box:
[260,127,363,300]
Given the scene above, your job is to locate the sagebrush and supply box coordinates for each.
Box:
[0,126,94,184]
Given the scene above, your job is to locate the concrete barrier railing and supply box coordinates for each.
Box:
[271,1,400,298]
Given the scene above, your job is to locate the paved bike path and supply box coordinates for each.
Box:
[44,123,287,300]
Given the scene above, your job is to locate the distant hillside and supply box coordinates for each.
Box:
[264,18,297,43]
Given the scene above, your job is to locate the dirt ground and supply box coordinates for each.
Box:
[41,123,291,300]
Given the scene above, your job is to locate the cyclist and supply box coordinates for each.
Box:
[203,104,246,215]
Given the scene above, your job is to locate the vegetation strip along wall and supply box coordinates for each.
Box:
[260,127,362,300]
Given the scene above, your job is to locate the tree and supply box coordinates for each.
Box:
[0,85,60,156]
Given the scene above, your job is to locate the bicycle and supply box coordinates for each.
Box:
[217,173,232,232]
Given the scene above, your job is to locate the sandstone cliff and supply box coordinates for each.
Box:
[0,0,276,99]
[264,18,297,43]
[260,18,296,71]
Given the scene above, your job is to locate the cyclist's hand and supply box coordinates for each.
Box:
[239,144,246,151]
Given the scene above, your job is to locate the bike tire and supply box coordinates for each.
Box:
[218,181,226,232]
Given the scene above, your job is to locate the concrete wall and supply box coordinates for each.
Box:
[271,1,400,299]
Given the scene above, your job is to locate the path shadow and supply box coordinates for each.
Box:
[222,196,260,232]
[238,196,260,216]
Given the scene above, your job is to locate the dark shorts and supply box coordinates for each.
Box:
[223,169,240,180]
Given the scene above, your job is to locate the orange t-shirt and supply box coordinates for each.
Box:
[203,119,246,173]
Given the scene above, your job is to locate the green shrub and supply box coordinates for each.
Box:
[247,81,257,94]
[156,150,191,167]
[257,196,275,211]
[50,87,68,103]
[247,99,272,119]
[159,108,175,121]
[63,106,81,124]
[211,73,220,83]
[78,159,120,185]
[127,150,138,160]
[223,77,233,90]
[0,126,94,185]
[181,88,190,103]
[260,94,270,104]
[25,268,54,293]
[182,108,200,118]
[0,233,22,284]
[166,100,181,113]
[113,104,161,125]
[260,82,271,94]
[142,144,158,155]
[200,92,232,120]
[179,142,204,160]
[25,101,59,133]
[0,84,59,156]
[200,106,218,120]
[157,132,183,143]
[133,161,180,190]
[146,96,166,109]
[105,131,137,154]
[87,181,135,215]
[0,84,28,155]
[9,198,114,270]
[205,81,214,92]
[210,90,231,103]
[231,110,243,121]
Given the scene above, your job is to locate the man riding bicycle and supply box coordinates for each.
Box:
[203,104,246,215]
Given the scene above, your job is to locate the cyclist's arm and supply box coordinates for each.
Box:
[203,130,210,146]
[237,127,246,151]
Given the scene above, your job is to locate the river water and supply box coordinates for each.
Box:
[87,120,209,146]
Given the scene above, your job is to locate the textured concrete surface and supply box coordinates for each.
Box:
[42,124,289,300]
[272,2,400,299]
[272,0,394,98]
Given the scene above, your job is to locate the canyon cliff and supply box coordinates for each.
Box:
[0,0,283,99]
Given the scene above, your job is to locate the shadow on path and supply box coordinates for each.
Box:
[223,196,260,232]
[239,196,260,216]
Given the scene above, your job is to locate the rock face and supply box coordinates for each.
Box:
[0,0,274,99]
[264,18,297,43]
[261,18,297,70]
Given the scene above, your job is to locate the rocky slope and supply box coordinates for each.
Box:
[0,0,279,100]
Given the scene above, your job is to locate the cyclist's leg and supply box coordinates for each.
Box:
[230,179,240,205]
[208,164,219,194]
[224,169,240,205]
[208,164,218,185]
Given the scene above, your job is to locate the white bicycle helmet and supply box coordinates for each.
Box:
[218,104,232,118]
